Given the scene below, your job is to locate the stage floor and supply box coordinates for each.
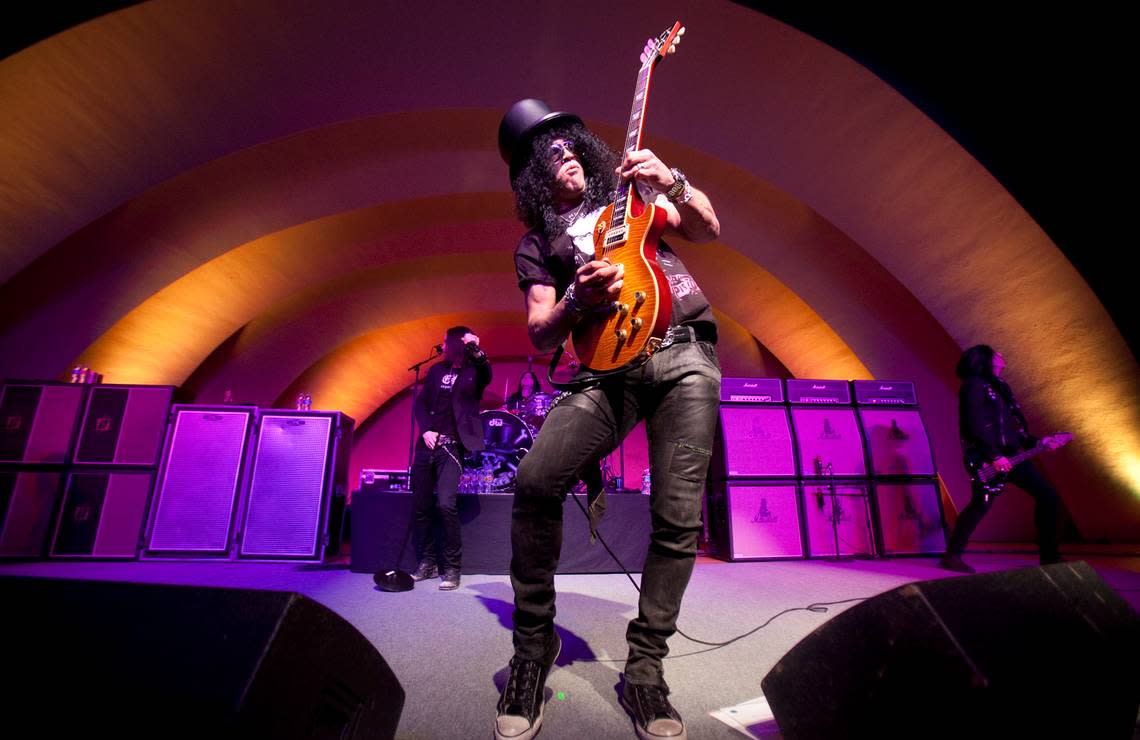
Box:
[2,550,1138,739]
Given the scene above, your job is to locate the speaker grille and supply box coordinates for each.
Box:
[791,407,867,477]
[240,414,333,558]
[874,481,946,554]
[859,408,935,476]
[147,408,253,554]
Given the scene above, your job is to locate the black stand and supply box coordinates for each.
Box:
[374,346,438,592]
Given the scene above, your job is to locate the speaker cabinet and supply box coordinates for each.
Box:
[73,385,174,466]
[714,405,797,477]
[0,382,87,464]
[801,479,875,557]
[49,469,155,558]
[144,406,257,559]
[707,481,804,560]
[790,407,867,478]
[761,562,1140,739]
[873,480,946,555]
[859,407,936,477]
[0,469,64,557]
[238,411,353,561]
[0,576,405,739]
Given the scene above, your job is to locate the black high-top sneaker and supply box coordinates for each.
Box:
[494,633,561,740]
[620,679,687,740]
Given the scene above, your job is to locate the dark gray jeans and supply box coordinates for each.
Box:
[509,340,721,685]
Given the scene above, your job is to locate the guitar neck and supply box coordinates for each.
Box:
[611,59,656,233]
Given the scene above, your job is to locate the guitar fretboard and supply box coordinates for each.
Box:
[610,61,654,242]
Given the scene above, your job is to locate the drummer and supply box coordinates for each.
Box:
[503,370,544,416]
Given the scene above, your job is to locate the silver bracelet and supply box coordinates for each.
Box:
[562,283,588,315]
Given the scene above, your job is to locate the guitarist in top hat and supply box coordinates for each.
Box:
[493,75,721,740]
[941,344,1069,574]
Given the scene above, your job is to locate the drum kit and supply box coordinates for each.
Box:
[459,392,558,493]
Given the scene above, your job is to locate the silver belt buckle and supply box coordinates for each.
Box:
[660,326,677,349]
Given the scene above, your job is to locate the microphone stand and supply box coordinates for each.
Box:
[374,345,438,593]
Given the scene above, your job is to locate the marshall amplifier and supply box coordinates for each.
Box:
[719,378,785,404]
[73,385,175,466]
[0,382,87,464]
[802,479,876,558]
[873,480,946,555]
[360,469,411,492]
[786,379,852,405]
[707,481,805,560]
[853,380,919,406]
[790,407,868,478]
[859,407,937,477]
[713,406,797,478]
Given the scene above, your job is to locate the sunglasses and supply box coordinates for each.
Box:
[548,139,577,162]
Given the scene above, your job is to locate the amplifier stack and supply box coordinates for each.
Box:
[706,378,945,562]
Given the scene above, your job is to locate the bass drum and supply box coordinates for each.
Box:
[461,410,534,492]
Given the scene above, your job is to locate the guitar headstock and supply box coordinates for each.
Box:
[640,21,685,68]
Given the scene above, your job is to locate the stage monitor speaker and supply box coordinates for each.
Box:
[73,384,174,466]
[715,405,797,477]
[873,480,946,555]
[144,406,256,558]
[49,469,154,558]
[707,481,804,560]
[802,479,875,558]
[0,576,405,740]
[239,411,353,561]
[0,469,63,557]
[0,382,87,464]
[790,406,867,477]
[859,407,936,477]
[760,561,1140,739]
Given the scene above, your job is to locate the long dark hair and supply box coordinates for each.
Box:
[511,123,619,236]
[955,344,997,380]
[509,370,541,401]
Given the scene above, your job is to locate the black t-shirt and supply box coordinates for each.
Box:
[429,367,459,437]
[514,204,717,339]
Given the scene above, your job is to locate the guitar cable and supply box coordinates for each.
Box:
[565,486,869,659]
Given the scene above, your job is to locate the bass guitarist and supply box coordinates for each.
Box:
[941,345,1068,574]
[493,88,720,740]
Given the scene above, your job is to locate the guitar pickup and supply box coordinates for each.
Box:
[603,225,628,248]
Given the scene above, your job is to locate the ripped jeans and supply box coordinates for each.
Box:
[509,340,721,685]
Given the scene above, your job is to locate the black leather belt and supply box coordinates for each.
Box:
[436,434,459,446]
[661,324,715,348]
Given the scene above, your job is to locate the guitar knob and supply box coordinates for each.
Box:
[612,302,629,315]
[630,317,643,330]
[615,329,628,341]
[634,291,646,304]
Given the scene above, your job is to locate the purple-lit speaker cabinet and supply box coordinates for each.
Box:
[790,407,868,478]
[238,411,353,561]
[0,470,64,557]
[0,382,88,464]
[858,407,936,477]
[49,469,155,559]
[873,480,946,555]
[716,405,797,477]
[707,482,805,560]
[143,406,258,559]
[73,385,174,466]
[802,479,876,558]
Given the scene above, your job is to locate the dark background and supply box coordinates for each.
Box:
[4,2,1132,355]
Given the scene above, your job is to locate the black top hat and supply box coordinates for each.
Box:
[498,98,583,181]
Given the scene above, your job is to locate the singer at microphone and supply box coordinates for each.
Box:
[409,325,492,591]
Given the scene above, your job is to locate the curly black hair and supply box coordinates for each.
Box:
[511,123,620,236]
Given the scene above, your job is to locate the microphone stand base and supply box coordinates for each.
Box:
[373,569,415,592]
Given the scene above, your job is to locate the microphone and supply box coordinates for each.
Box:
[433,343,443,353]
[464,341,485,360]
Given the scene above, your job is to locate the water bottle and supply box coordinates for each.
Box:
[70,366,81,383]
[296,393,305,410]
[641,468,651,495]
[305,393,312,410]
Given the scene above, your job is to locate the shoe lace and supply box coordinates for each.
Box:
[502,657,542,712]
[636,684,673,719]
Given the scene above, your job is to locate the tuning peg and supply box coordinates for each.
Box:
[667,45,676,54]
[678,26,686,36]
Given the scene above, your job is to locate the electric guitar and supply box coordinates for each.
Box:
[964,432,1073,495]
[571,22,685,372]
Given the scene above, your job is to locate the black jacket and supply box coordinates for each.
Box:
[958,377,1037,461]
[415,354,492,451]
